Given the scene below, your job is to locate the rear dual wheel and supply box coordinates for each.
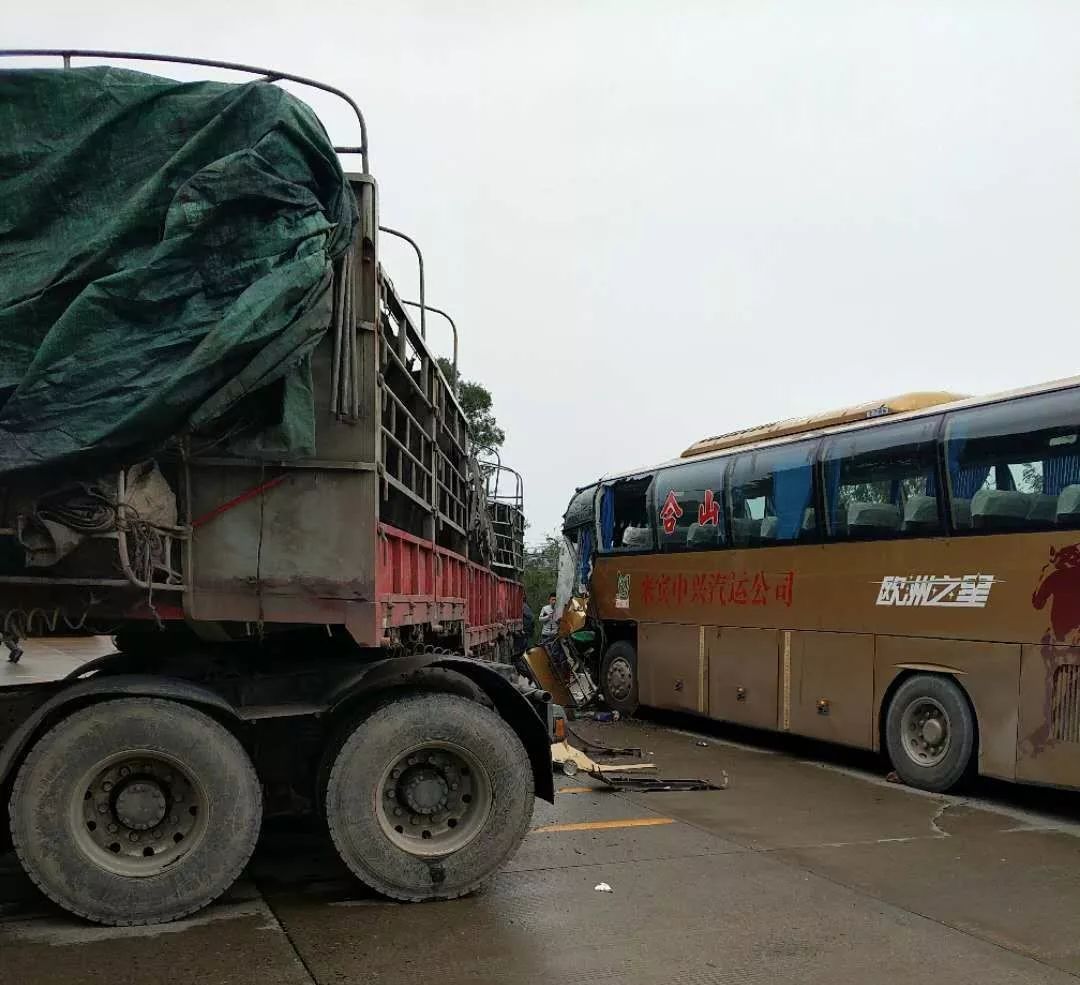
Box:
[324,692,534,901]
[9,698,261,925]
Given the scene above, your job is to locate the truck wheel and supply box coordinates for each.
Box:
[885,675,975,792]
[9,698,261,925]
[325,692,533,901]
[601,640,639,716]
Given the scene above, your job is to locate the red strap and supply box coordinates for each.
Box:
[190,475,287,529]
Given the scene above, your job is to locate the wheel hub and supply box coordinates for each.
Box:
[376,741,492,858]
[75,754,207,877]
[114,780,168,831]
[607,657,632,701]
[400,767,449,815]
[921,718,945,746]
[900,697,952,768]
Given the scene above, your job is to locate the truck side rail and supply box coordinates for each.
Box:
[0,49,369,171]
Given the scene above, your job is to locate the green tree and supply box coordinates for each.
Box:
[523,532,561,642]
[437,357,506,456]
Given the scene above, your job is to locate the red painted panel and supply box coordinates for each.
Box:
[377,523,521,641]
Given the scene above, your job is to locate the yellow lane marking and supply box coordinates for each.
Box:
[558,786,595,795]
[531,818,675,834]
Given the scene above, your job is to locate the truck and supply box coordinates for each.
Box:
[0,50,553,926]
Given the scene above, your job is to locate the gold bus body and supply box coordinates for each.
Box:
[584,375,1080,790]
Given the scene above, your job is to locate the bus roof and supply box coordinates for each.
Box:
[583,375,1080,492]
[632,374,1080,475]
[681,391,967,458]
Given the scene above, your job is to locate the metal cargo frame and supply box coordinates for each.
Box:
[0,50,523,654]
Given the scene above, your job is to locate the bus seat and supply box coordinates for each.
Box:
[686,522,720,547]
[621,525,652,549]
[971,488,1030,530]
[903,495,939,533]
[952,498,973,529]
[847,502,901,537]
[1058,485,1080,525]
[731,517,761,546]
[1026,494,1059,524]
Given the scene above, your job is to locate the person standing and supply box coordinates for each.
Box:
[538,592,559,641]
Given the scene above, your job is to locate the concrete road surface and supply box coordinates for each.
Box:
[3,650,1080,983]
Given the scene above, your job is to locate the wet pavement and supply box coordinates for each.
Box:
[3,644,1080,983]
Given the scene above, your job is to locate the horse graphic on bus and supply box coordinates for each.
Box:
[1028,543,1080,754]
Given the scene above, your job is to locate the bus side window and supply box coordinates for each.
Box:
[944,388,1080,533]
[654,458,728,551]
[821,417,943,541]
[728,440,819,547]
[602,476,655,552]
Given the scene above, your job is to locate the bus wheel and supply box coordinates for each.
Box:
[885,675,975,792]
[324,692,533,901]
[9,698,261,925]
[601,641,639,717]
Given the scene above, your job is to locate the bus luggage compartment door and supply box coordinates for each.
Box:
[707,627,779,729]
[638,622,706,714]
[788,631,874,749]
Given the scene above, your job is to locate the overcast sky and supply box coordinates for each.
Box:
[8,2,1080,541]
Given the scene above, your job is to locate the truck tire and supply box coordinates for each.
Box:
[9,698,261,925]
[601,640,639,717]
[325,691,533,901]
[885,674,976,792]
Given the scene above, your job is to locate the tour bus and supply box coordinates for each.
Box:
[560,377,1080,792]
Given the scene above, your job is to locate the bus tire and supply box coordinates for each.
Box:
[9,698,261,925]
[601,640,639,717]
[325,692,533,901]
[885,674,975,792]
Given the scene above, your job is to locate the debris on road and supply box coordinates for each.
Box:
[592,772,729,793]
[566,724,642,759]
[594,882,613,893]
[551,725,727,792]
[551,740,655,777]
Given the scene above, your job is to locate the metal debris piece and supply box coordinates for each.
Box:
[589,771,729,793]
[565,724,642,759]
[551,741,655,777]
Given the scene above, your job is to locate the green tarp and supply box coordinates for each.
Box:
[0,66,357,478]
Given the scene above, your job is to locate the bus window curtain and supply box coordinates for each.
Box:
[578,528,594,588]
[952,465,990,498]
[1044,455,1080,496]
[946,435,990,498]
[600,487,615,550]
[823,459,841,532]
[773,465,811,540]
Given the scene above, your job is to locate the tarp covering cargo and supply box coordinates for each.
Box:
[0,66,357,478]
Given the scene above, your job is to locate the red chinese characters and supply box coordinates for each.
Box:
[697,489,720,526]
[636,569,795,609]
[659,490,684,535]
